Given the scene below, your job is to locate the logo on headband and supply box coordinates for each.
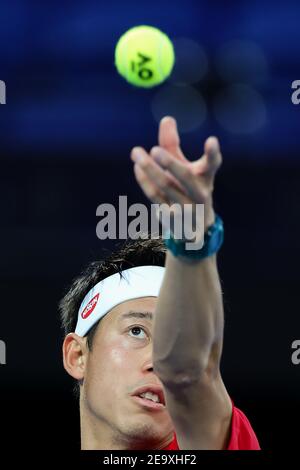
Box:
[81,293,100,319]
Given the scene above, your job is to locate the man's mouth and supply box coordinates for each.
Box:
[139,391,161,403]
[131,385,166,410]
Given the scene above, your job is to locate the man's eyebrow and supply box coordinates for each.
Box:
[120,311,153,321]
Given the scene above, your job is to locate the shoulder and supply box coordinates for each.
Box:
[226,401,261,450]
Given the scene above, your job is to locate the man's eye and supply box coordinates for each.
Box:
[129,326,147,339]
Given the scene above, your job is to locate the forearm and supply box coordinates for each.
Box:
[153,250,224,384]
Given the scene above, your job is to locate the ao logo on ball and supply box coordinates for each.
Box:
[131,52,153,81]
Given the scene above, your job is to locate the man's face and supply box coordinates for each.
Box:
[81,296,174,448]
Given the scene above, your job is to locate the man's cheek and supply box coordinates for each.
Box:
[109,343,132,368]
[109,348,126,366]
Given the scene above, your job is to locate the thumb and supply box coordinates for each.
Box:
[192,136,222,177]
[158,116,187,162]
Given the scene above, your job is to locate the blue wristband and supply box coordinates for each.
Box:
[163,214,224,260]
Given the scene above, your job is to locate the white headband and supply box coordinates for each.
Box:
[75,265,165,336]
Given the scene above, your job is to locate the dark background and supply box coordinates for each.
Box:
[0,0,299,458]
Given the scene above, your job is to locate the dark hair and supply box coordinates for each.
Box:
[59,236,166,351]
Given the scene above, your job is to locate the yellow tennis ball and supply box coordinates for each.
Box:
[114,25,175,88]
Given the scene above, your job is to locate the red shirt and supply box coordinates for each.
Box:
[162,402,260,450]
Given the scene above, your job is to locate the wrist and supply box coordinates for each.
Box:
[163,213,224,262]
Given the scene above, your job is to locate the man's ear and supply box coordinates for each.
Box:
[62,333,87,380]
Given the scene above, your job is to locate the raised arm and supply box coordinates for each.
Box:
[131,117,232,449]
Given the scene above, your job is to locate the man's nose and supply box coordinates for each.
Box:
[141,357,154,373]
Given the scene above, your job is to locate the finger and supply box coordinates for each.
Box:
[203,136,222,176]
[158,116,188,162]
[131,145,186,194]
[133,163,168,204]
[151,146,206,202]
[164,169,188,195]
[191,137,222,178]
[132,147,190,205]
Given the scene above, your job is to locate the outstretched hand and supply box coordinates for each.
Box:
[130,116,222,233]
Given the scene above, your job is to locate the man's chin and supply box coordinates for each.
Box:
[116,420,171,450]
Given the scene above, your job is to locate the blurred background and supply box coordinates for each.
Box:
[0,0,299,455]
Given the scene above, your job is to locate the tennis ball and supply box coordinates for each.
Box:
[114,25,175,88]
